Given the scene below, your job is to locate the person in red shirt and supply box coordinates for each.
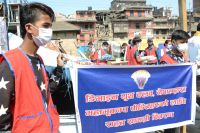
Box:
[160,30,189,64]
[88,42,98,62]
[144,38,158,65]
[126,36,149,65]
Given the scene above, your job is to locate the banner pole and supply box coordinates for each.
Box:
[3,0,9,50]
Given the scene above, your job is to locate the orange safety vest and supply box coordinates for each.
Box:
[1,48,59,133]
[100,48,106,57]
[127,45,140,65]
[160,54,177,64]
[90,51,98,61]
[145,47,157,64]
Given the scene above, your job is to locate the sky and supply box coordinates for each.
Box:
[28,0,193,16]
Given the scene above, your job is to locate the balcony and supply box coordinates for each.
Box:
[151,25,174,29]
[153,18,168,22]
[114,27,128,33]
[128,16,153,21]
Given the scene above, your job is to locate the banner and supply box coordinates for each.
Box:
[71,64,196,133]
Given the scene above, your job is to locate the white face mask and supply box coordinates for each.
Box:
[176,43,188,52]
[167,44,172,49]
[102,46,108,50]
[137,42,141,47]
[32,25,53,47]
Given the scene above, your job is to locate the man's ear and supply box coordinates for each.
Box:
[25,23,33,34]
[171,40,176,45]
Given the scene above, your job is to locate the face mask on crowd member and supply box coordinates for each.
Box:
[30,24,53,47]
[102,41,109,51]
[136,42,141,47]
[176,43,188,52]
[167,44,172,49]
[102,46,108,50]
[173,40,188,53]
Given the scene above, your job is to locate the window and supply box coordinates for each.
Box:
[80,34,85,38]
[135,23,140,29]
[90,34,94,39]
[161,30,167,35]
[89,24,93,29]
[130,10,134,16]
[85,24,88,29]
[138,11,142,17]
[156,31,159,35]
[80,12,84,17]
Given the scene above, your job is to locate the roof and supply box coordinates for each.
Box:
[76,10,96,13]
[125,6,153,10]
[66,19,97,23]
[52,21,80,32]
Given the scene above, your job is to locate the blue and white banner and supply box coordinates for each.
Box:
[71,64,196,133]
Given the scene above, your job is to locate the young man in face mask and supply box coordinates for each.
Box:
[0,2,66,132]
[144,37,158,65]
[88,41,98,62]
[98,41,112,61]
[160,30,190,64]
[159,30,190,133]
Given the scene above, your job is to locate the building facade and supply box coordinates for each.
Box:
[111,0,146,11]
[111,0,153,39]
[52,21,80,40]
[193,0,200,12]
[67,9,97,45]
[152,7,178,40]
[0,0,22,36]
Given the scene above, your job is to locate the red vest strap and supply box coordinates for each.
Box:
[160,54,177,64]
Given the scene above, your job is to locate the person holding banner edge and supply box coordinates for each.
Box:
[159,30,200,133]
[0,2,67,132]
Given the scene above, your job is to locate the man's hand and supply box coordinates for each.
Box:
[57,54,68,67]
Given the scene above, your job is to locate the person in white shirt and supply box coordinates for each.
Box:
[188,23,200,90]
[187,23,200,133]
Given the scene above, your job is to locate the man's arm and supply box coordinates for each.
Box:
[49,54,67,93]
[49,66,64,93]
[0,60,15,131]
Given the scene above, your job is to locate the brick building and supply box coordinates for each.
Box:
[67,9,97,45]
[111,0,153,39]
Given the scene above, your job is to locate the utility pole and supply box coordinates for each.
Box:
[3,0,9,50]
[178,0,188,31]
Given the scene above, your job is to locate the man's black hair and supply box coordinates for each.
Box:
[102,41,109,46]
[197,23,200,31]
[128,39,132,45]
[132,36,142,45]
[88,42,93,45]
[171,30,190,42]
[164,40,169,46]
[20,2,55,38]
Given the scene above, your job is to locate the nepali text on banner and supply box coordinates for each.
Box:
[71,64,196,133]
